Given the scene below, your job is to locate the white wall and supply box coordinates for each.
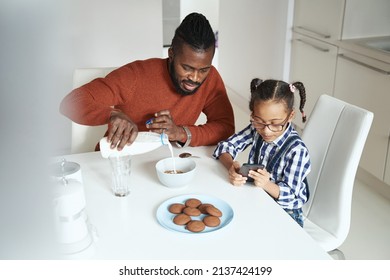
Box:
[69,0,163,68]
[55,0,164,154]
[218,0,291,101]
[180,0,219,31]
[163,0,180,46]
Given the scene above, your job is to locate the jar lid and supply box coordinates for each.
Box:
[50,158,80,177]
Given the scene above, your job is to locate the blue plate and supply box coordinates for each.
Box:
[156,194,234,234]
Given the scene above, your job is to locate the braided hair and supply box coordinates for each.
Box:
[171,12,216,54]
[249,78,307,123]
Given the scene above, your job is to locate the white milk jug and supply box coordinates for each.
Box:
[99,131,169,158]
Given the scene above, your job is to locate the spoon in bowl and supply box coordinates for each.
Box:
[179,152,200,158]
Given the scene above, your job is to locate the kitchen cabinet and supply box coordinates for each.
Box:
[293,0,345,41]
[342,0,390,39]
[333,50,390,183]
[290,0,344,129]
[290,33,339,129]
[290,0,390,187]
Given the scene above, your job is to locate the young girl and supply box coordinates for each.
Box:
[213,78,311,227]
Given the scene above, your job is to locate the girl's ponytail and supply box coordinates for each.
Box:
[291,82,307,123]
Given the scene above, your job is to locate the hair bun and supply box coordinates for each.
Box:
[250,78,263,93]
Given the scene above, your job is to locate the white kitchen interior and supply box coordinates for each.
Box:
[1,0,389,260]
[289,0,390,259]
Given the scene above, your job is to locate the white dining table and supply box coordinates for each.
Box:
[56,145,331,260]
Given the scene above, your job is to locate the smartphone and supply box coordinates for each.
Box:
[239,163,265,182]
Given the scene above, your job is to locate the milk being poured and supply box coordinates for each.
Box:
[166,140,177,173]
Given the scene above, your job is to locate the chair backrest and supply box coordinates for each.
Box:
[301,94,373,248]
[71,67,116,154]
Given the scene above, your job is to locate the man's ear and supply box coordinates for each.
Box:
[168,47,174,61]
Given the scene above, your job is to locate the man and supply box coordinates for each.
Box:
[60,13,234,151]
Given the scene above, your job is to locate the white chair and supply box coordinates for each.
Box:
[71,67,116,154]
[300,94,373,254]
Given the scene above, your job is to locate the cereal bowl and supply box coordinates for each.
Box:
[155,157,196,188]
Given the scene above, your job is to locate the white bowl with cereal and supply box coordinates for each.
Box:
[155,157,196,188]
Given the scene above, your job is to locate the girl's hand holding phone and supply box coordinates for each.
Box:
[228,161,247,186]
[249,168,271,188]
[239,164,265,182]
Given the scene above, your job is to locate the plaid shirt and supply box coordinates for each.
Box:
[213,123,311,210]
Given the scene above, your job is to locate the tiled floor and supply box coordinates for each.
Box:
[337,179,390,260]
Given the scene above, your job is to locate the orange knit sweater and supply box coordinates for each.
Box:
[60,58,235,147]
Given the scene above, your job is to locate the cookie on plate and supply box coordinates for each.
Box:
[168,203,185,214]
[183,206,201,216]
[198,203,213,214]
[205,205,223,217]
[185,198,202,208]
[173,213,191,225]
[203,215,221,227]
[186,220,206,232]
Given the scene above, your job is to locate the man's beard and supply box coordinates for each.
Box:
[169,61,201,96]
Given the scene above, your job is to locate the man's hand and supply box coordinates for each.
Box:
[146,110,186,142]
[107,111,138,150]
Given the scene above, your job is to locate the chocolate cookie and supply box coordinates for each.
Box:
[185,198,202,208]
[173,213,191,225]
[203,215,221,227]
[168,203,185,214]
[198,203,213,214]
[205,205,223,217]
[183,206,201,216]
[186,220,206,232]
